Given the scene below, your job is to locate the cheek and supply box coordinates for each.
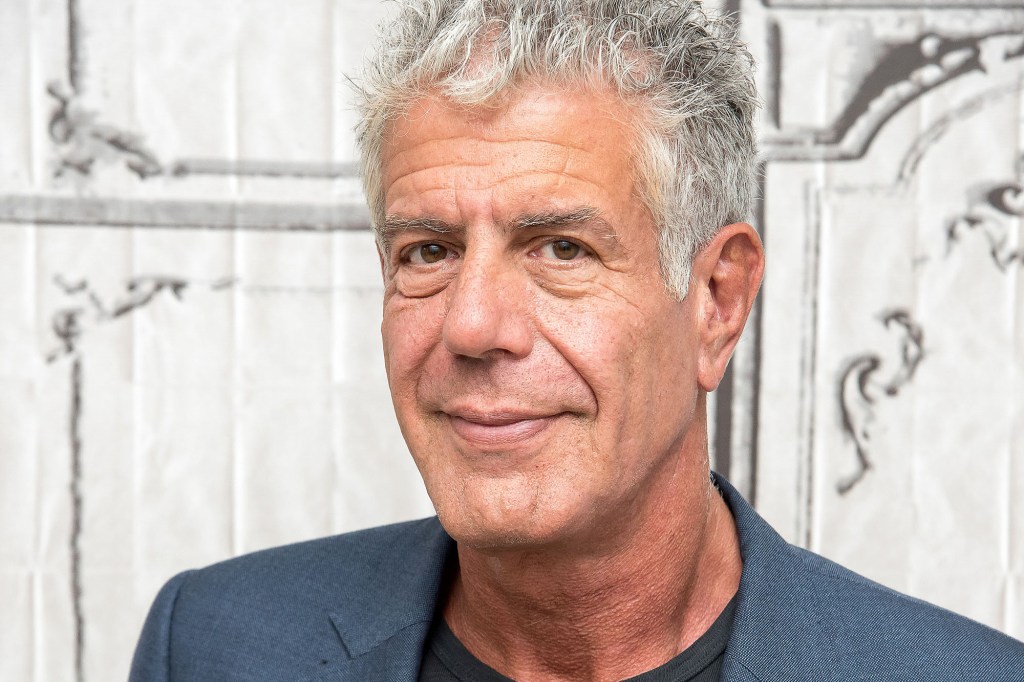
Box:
[381,296,446,396]
[538,296,697,434]
[534,299,643,427]
[540,292,644,372]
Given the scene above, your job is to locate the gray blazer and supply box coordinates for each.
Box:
[130,475,1024,681]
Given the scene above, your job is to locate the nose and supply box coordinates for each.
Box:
[441,252,534,359]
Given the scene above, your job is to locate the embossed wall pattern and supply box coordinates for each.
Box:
[0,1,1021,679]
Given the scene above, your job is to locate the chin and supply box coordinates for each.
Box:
[429,474,582,551]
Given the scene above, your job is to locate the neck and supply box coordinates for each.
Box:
[443,448,741,681]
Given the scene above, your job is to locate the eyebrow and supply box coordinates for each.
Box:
[380,206,620,249]
[380,216,455,246]
[513,207,600,230]
[513,208,621,249]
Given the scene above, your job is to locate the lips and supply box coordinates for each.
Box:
[445,409,561,447]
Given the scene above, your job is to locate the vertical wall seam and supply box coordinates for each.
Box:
[69,355,84,682]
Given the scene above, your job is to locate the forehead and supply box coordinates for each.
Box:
[379,85,645,224]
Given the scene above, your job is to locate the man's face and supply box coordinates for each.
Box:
[379,85,707,550]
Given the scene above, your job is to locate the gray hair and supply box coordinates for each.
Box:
[354,0,759,297]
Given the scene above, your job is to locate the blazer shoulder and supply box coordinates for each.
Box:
[130,517,451,681]
[130,570,196,682]
[786,543,1024,676]
[193,516,447,580]
[172,515,451,621]
[717,473,1024,679]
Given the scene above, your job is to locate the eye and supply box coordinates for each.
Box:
[405,242,451,265]
[539,239,584,261]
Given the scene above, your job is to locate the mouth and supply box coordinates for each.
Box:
[444,410,563,447]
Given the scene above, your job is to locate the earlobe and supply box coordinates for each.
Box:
[694,223,765,391]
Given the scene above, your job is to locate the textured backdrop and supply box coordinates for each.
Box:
[1,1,1022,680]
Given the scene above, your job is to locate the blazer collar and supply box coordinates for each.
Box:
[317,475,811,682]
[321,518,455,682]
[713,473,819,682]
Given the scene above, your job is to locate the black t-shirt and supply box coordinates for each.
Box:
[418,595,736,682]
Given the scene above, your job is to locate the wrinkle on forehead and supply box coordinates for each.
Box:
[383,135,601,193]
[386,167,611,199]
[379,85,649,254]
[381,87,634,181]
[386,135,596,166]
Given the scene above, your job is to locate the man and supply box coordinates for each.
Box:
[131,1,1024,680]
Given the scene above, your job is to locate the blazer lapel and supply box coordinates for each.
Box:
[303,621,435,682]
[308,518,455,682]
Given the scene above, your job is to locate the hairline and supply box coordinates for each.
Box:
[355,1,759,300]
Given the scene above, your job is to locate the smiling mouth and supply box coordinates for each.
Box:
[445,411,562,447]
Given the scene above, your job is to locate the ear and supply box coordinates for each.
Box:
[690,223,764,392]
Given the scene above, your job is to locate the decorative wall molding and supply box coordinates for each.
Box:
[48,82,163,180]
[897,79,1024,184]
[836,310,925,494]
[47,79,360,184]
[47,273,236,681]
[831,152,1023,494]
[762,31,1024,162]
[0,196,369,231]
[34,0,364,233]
